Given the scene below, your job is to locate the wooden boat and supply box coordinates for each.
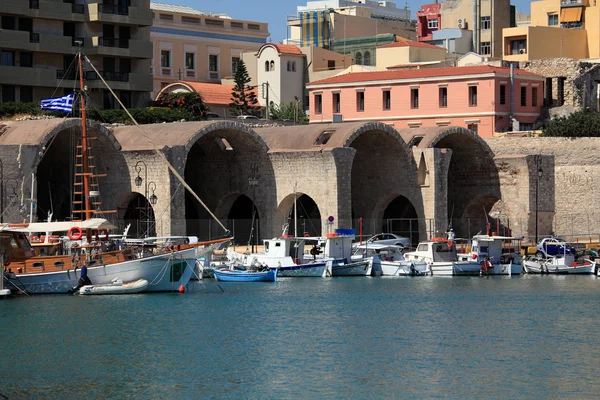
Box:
[79,278,149,295]
[213,268,277,282]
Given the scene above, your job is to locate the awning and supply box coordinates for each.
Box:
[561,7,583,23]
[1,218,117,233]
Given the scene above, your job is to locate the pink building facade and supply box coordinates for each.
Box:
[306,66,544,138]
[416,4,441,42]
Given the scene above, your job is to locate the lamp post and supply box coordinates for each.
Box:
[535,155,543,244]
[134,161,158,237]
[248,175,259,253]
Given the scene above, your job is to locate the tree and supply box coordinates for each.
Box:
[269,101,308,124]
[156,92,208,120]
[230,59,259,116]
[541,109,600,137]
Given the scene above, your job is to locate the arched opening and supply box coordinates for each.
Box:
[355,52,363,65]
[265,60,269,71]
[35,123,129,225]
[117,192,156,238]
[417,153,428,186]
[382,195,419,247]
[292,61,296,72]
[458,195,508,238]
[363,51,371,66]
[275,194,322,237]
[287,60,291,71]
[270,60,275,71]
[227,194,260,247]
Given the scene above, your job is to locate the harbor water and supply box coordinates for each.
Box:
[2,275,600,399]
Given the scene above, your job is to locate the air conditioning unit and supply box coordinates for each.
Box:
[457,18,465,29]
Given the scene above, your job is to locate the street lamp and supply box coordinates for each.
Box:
[148,181,158,206]
[535,155,543,244]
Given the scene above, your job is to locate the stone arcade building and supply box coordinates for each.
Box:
[0,119,560,244]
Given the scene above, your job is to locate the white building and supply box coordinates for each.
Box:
[297,0,411,20]
[256,44,306,109]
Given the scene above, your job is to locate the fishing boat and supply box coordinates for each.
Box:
[79,278,149,295]
[522,237,595,274]
[352,244,430,276]
[307,229,372,276]
[457,235,523,275]
[213,267,277,282]
[2,50,232,294]
[404,238,481,276]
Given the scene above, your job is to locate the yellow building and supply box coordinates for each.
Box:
[503,0,600,61]
[150,3,269,98]
[0,0,153,108]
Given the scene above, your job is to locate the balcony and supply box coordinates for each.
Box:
[0,0,30,15]
[88,36,152,59]
[0,65,57,87]
[55,69,152,92]
[561,22,583,28]
[88,3,152,26]
[28,0,85,22]
[0,30,82,53]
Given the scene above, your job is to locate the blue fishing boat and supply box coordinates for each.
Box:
[213,268,278,282]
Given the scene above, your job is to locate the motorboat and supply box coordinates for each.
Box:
[307,229,372,276]
[457,235,523,275]
[79,278,149,295]
[404,238,481,276]
[523,237,595,274]
[352,244,429,276]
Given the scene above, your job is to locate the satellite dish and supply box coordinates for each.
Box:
[488,211,500,218]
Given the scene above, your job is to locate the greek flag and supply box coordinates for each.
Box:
[40,94,75,113]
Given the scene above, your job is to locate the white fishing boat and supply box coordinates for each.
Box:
[352,243,430,276]
[457,235,523,275]
[307,229,372,276]
[79,278,149,295]
[522,237,595,274]
[404,238,481,276]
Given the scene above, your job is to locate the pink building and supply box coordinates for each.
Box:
[416,4,441,42]
[306,65,544,138]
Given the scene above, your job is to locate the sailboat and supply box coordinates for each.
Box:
[1,51,231,294]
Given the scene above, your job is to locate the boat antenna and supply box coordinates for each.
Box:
[83,55,230,235]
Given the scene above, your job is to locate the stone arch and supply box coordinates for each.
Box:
[115,192,156,238]
[372,193,421,247]
[275,193,323,237]
[355,52,362,65]
[34,119,128,224]
[344,122,423,240]
[423,127,500,238]
[364,51,371,66]
[458,194,506,237]
[213,192,260,246]
[184,122,275,240]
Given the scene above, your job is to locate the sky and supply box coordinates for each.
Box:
[166,0,532,43]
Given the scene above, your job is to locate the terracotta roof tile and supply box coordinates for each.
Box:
[377,39,445,50]
[308,65,542,86]
[165,81,259,106]
[265,43,304,55]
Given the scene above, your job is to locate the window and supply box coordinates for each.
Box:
[548,13,558,26]
[159,14,173,21]
[480,42,491,55]
[364,51,371,66]
[269,60,275,71]
[510,39,526,55]
[19,18,33,33]
[1,16,15,30]
[185,52,194,70]
[103,90,114,109]
[356,91,364,112]
[467,123,478,134]
[327,60,335,70]
[532,87,538,107]
[205,19,224,27]
[264,60,269,72]
[333,92,340,113]
[2,85,15,102]
[314,94,322,114]
[439,87,447,108]
[20,52,33,67]
[209,54,218,72]
[469,86,477,106]
[287,61,291,71]
[292,61,296,72]
[428,19,438,29]
[500,85,506,105]
[20,86,33,102]
[383,90,391,110]
[355,52,362,65]
[231,56,240,74]
[231,21,243,29]
[520,86,527,106]
[481,16,491,30]
[160,50,170,67]
[248,23,260,30]
[181,16,200,24]
[1,51,14,66]
[411,89,419,109]
[119,91,131,108]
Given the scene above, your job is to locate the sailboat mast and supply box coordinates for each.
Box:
[294,182,297,238]
[78,51,92,220]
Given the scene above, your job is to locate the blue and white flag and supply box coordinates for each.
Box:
[40,94,75,114]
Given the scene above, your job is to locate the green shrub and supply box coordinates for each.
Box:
[541,110,600,137]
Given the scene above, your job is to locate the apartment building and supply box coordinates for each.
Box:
[306,65,544,137]
[0,0,153,108]
[502,0,600,61]
[150,3,269,98]
[286,0,415,50]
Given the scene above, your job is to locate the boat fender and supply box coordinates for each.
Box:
[68,226,83,241]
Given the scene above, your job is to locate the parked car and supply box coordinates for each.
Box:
[206,112,221,119]
[236,115,259,120]
[353,233,410,249]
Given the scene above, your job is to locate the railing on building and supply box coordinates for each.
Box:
[56,69,129,82]
[72,3,85,14]
[29,0,39,9]
[560,0,582,6]
[561,22,583,29]
[99,3,129,16]
[99,37,130,49]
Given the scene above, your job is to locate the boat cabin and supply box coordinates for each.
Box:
[352,244,404,262]
[264,237,306,261]
[0,231,35,262]
[404,239,458,262]
[459,235,521,264]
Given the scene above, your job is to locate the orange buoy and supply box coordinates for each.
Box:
[178,285,185,294]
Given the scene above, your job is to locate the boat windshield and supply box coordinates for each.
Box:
[432,242,458,262]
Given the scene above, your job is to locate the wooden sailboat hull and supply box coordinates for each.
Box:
[8,247,201,294]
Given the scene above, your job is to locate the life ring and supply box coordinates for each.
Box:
[95,229,110,241]
[68,226,83,241]
[31,235,39,242]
